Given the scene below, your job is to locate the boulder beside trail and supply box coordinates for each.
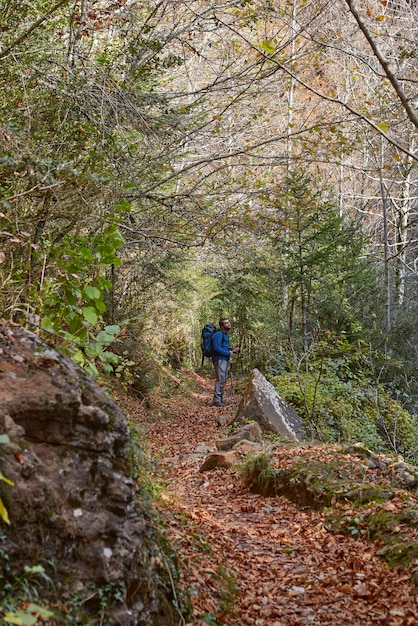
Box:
[235,368,303,443]
[0,325,183,626]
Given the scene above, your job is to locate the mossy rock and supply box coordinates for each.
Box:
[343,484,395,504]
[365,506,418,540]
[239,448,418,589]
[241,455,397,509]
[375,541,418,569]
[278,460,394,509]
[325,504,418,578]
[277,460,350,509]
[358,501,418,576]
[365,509,403,540]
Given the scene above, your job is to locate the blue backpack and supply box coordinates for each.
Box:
[200,323,217,365]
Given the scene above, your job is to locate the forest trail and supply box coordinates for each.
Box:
[115,370,418,626]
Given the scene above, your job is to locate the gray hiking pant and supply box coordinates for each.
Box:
[213,359,229,404]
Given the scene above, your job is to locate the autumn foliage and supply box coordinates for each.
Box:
[116,370,418,626]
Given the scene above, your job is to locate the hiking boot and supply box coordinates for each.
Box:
[211,401,225,407]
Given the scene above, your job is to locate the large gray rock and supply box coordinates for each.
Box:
[0,325,184,626]
[235,369,303,442]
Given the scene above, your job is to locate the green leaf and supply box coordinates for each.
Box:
[98,351,119,364]
[85,342,102,358]
[84,285,101,300]
[3,615,24,625]
[72,350,86,365]
[4,611,36,625]
[95,331,114,345]
[104,325,120,335]
[40,316,55,331]
[97,276,112,290]
[82,306,98,325]
[24,565,45,575]
[68,315,83,335]
[95,299,107,313]
[0,497,11,524]
[376,121,389,132]
[96,244,117,260]
[77,247,93,261]
[115,199,132,210]
[26,604,54,618]
[0,472,14,486]
[64,289,78,307]
[260,39,275,55]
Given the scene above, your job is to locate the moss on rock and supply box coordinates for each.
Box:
[238,445,418,587]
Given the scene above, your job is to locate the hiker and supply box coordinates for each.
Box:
[211,317,239,407]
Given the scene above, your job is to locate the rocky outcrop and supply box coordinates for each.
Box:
[0,326,185,625]
[235,368,303,442]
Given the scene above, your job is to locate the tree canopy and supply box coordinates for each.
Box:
[1,0,418,454]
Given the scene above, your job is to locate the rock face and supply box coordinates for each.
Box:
[235,369,303,442]
[0,326,182,625]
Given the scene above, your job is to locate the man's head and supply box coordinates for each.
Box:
[219,318,231,331]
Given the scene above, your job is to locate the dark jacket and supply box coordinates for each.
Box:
[211,330,230,362]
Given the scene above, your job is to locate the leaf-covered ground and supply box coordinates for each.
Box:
[115,370,418,626]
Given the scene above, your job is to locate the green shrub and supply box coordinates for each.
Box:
[270,345,418,461]
[237,454,278,497]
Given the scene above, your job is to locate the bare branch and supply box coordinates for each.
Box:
[0,0,71,61]
[343,0,418,132]
[213,13,418,162]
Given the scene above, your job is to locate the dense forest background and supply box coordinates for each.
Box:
[1,0,418,458]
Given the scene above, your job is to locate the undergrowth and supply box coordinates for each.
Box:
[238,454,279,497]
[269,340,418,463]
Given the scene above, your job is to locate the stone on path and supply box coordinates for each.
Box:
[216,422,262,451]
[199,450,238,472]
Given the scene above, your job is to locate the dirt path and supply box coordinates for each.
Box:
[116,371,418,626]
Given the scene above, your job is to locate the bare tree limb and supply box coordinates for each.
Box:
[0,0,71,61]
[343,0,418,131]
[213,12,418,162]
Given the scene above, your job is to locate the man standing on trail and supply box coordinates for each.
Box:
[211,317,239,407]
